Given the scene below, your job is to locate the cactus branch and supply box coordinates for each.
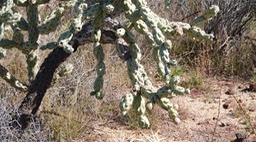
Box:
[0,64,28,92]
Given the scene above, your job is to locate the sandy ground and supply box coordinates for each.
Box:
[75,78,256,142]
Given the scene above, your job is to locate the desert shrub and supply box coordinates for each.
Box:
[0,97,51,142]
[149,0,256,78]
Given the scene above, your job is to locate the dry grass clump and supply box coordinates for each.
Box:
[0,97,51,142]
[37,44,132,141]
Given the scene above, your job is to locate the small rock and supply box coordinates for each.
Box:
[223,103,229,109]
[241,83,256,92]
[231,133,246,142]
[249,83,256,92]
[238,84,244,89]
[219,122,225,127]
[223,99,243,110]
[225,86,236,95]
[223,99,236,109]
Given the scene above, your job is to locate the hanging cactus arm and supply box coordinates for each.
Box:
[122,1,218,44]
[191,5,220,26]
[105,2,219,128]
[90,28,106,100]
[0,64,28,92]
[71,2,88,32]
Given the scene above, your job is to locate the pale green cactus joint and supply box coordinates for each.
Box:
[0,64,28,91]
[58,31,74,53]
[191,5,220,26]
[164,0,172,10]
[0,47,6,59]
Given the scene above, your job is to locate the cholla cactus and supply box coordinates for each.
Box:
[0,0,83,83]
[0,0,219,129]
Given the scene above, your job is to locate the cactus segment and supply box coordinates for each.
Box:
[103,3,114,14]
[133,93,146,115]
[26,51,40,81]
[82,3,101,21]
[96,61,106,76]
[134,93,150,128]
[0,23,4,40]
[123,0,136,14]
[138,115,150,128]
[164,0,171,10]
[0,2,22,24]
[93,76,104,92]
[71,2,88,32]
[0,48,6,59]
[132,0,147,8]
[191,5,220,26]
[16,17,29,31]
[40,42,58,50]
[0,39,19,48]
[58,31,74,53]
[38,7,65,34]
[0,64,28,91]
[14,0,29,6]
[91,29,106,100]
[134,20,149,35]
[12,25,24,44]
[27,5,39,45]
[119,93,134,116]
